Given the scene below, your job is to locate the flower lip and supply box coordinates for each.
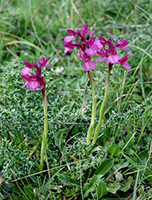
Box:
[64,35,74,43]
[83,61,96,71]
[105,55,120,64]
[21,68,30,75]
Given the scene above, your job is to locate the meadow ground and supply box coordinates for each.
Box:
[0,0,152,199]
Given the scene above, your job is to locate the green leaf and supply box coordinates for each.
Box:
[95,158,114,176]
[41,178,53,196]
[145,168,152,185]
[122,152,138,168]
[119,176,132,192]
[108,145,120,157]
[42,168,64,195]
[1,181,13,194]
[115,159,129,171]
[137,150,148,164]
[24,186,34,199]
[58,174,79,187]
[107,182,120,194]
[83,175,102,198]
[97,181,107,198]
[54,130,65,151]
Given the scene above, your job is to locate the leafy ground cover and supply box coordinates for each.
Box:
[0,0,152,199]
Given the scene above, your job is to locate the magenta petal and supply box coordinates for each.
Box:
[95,57,106,63]
[123,48,130,52]
[85,45,97,56]
[27,81,39,90]
[119,38,129,48]
[23,61,33,69]
[113,39,118,46]
[39,57,49,66]
[83,61,95,71]
[33,60,37,67]
[77,49,83,59]
[21,68,30,75]
[122,62,131,71]
[87,30,95,35]
[85,48,94,56]
[35,70,39,77]
[73,40,81,45]
[67,29,77,36]
[81,24,89,34]
[108,38,112,43]
[21,82,28,89]
[21,74,32,82]
[44,57,49,65]
[64,36,74,43]
[39,56,44,63]
[64,48,70,55]
[105,55,119,64]
[119,54,129,65]
[63,42,73,49]
[94,39,103,50]
[99,36,107,45]
[45,64,51,68]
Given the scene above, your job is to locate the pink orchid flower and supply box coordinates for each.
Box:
[63,24,102,71]
[95,37,131,71]
[21,56,51,91]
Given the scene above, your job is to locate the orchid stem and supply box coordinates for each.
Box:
[88,70,95,98]
[87,70,97,145]
[40,92,48,171]
[92,65,111,144]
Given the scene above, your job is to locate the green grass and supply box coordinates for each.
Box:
[0,0,152,199]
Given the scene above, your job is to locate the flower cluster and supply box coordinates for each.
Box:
[63,24,131,71]
[63,24,102,71]
[21,57,51,92]
[95,37,131,70]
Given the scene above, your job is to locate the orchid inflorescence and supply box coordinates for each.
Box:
[21,57,51,94]
[21,56,51,171]
[63,24,131,144]
[63,24,131,71]
[63,24,102,71]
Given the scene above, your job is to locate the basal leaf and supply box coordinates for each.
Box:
[54,130,65,151]
[119,176,132,192]
[58,174,79,187]
[107,182,120,194]
[24,186,34,199]
[97,181,107,198]
[108,145,120,157]
[83,175,102,198]
[95,158,114,176]
[137,150,148,164]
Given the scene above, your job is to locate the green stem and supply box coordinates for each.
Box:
[88,70,95,98]
[92,65,111,144]
[87,71,97,144]
[40,93,48,171]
